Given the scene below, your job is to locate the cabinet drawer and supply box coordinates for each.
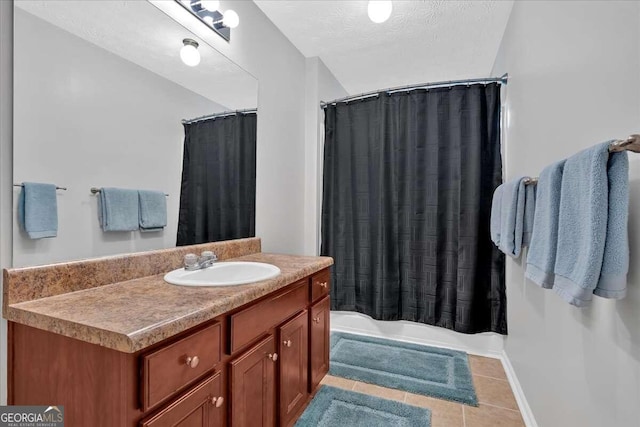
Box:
[142,322,221,411]
[140,371,223,427]
[310,269,330,303]
[230,280,307,353]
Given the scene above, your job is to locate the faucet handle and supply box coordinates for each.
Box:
[184,253,198,269]
[201,251,217,261]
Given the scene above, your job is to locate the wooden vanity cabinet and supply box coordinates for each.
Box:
[7,268,331,427]
[309,296,331,392]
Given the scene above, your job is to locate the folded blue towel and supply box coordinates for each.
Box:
[495,176,530,259]
[553,142,628,307]
[525,160,566,289]
[490,185,503,246]
[138,190,167,232]
[17,182,58,239]
[522,183,536,246]
[98,188,139,232]
[594,147,629,299]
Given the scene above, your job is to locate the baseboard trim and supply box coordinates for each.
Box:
[499,350,538,427]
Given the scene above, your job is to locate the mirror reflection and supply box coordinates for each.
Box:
[13,0,258,267]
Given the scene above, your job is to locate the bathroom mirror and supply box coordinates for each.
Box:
[12,0,258,267]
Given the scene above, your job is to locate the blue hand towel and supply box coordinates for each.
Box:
[525,160,566,289]
[490,185,503,246]
[97,188,139,232]
[496,176,530,259]
[17,182,58,239]
[138,190,167,232]
[594,147,629,299]
[553,142,628,307]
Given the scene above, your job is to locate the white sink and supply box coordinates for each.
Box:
[164,262,281,287]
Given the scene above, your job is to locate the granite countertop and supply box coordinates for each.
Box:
[4,252,333,353]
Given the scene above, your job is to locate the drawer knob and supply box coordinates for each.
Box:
[185,356,200,368]
[319,281,328,289]
[283,339,292,347]
[268,353,278,362]
[211,396,224,408]
[313,317,320,323]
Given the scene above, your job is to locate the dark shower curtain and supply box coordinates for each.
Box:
[177,112,256,246]
[321,83,506,334]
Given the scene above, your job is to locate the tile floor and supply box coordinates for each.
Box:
[320,354,525,427]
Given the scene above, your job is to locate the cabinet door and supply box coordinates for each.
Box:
[140,371,224,427]
[309,296,330,392]
[230,335,276,427]
[278,310,308,426]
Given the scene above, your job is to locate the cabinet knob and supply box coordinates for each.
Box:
[211,396,224,408]
[313,317,320,323]
[319,281,328,289]
[185,356,200,368]
[283,339,292,347]
[268,353,278,362]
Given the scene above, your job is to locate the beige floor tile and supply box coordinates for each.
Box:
[468,355,508,380]
[352,381,406,402]
[473,375,519,411]
[320,375,356,390]
[464,404,525,427]
[404,393,464,427]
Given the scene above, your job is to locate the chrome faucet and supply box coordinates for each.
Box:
[184,251,218,271]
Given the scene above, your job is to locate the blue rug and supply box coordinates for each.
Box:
[330,332,478,406]
[295,386,431,427]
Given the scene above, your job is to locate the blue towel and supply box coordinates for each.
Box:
[490,185,503,247]
[595,146,629,299]
[17,182,58,239]
[97,188,139,232]
[522,183,536,246]
[138,190,167,232]
[553,142,628,307]
[525,160,566,289]
[495,176,530,258]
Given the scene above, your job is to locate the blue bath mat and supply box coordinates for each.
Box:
[330,332,478,406]
[295,385,431,427]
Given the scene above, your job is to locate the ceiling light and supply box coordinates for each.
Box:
[368,1,392,23]
[222,10,240,28]
[200,0,220,12]
[180,38,201,67]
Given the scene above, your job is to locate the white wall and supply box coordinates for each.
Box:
[13,10,224,267]
[151,1,309,255]
[491,2,640,426]
[303,56,347,256]
[0,0,13,405]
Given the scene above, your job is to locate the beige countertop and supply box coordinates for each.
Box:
[4,252,333,353]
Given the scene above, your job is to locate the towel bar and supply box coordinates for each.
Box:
[14,184,66,190]
[90,187,169,197]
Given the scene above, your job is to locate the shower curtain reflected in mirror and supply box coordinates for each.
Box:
[321,83,506,334]
[177,112,257,246]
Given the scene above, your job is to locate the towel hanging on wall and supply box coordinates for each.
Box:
[17,182,58,239]
[97,187,139,232]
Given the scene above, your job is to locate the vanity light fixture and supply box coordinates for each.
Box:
[176,0,239,41]
[368,0,393,23]
[180,38,201,67]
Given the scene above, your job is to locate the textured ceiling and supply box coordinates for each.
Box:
[16,1,257,110]
[254,0,513,94]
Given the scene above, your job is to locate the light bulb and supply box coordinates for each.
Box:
[368,1,392,23]
[200,0,220,12]
[203,15,214,25]
[180,39,200,67]
[222,10,239,28]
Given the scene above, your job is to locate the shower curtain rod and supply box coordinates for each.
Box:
[320,73,508,108]
[182,108,257,125]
